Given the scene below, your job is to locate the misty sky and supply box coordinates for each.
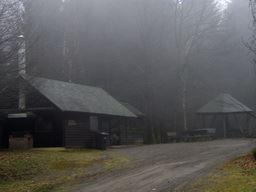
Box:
[216,0,232,11]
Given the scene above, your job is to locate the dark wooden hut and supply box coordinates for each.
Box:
[0,76,138,149]
[197,93,254,138]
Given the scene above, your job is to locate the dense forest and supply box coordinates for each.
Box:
[1,0,255,142]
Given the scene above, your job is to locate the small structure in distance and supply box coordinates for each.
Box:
[197,93,254,138]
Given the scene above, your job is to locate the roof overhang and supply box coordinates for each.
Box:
[197,111,253,115]
[62,110,137,118]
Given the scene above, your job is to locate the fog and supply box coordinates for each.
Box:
[1,0,255,142]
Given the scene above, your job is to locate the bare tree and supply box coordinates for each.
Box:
[0,0,42,110]
[0,1,25,69]
[0,0,24,65]
[171,0,221,131]
[0,0,26,98]
[248,0,256,71]
[134,1,168,143]
[250,0,256,25]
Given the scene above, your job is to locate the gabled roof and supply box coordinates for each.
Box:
[24,76,136,118]
[197,93,253,114]
[121,102,145,117]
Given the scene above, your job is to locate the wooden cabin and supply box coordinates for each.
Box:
[0,75,144,149]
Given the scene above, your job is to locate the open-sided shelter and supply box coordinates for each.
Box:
[197,93,254,138]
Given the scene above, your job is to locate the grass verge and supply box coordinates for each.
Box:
[185,152,256,192]
[0,148,129,192]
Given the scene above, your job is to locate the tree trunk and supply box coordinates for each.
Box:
[182,72,188,131]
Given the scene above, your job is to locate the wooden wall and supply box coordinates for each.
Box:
[34,112,63,147]
[64,114,95,148]
[26,87,56,109]
[0,79,19,110]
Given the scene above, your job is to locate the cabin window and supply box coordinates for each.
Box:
[68,120,77,126]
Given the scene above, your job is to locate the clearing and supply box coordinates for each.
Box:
[0,139,254,192]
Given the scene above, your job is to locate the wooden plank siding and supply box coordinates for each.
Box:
[0,79,19,110]
[64,115,95,148]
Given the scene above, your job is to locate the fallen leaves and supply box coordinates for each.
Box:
[233,154,256,170]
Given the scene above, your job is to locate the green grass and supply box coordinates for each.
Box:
[0,148,129,192]
[185,154,256,192]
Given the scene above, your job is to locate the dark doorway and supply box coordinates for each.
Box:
[0,122,8,148]
[34,113,63,147]
[7,118,35,137]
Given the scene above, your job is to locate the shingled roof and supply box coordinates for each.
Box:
[197,93,253,114]
[121,102,145,117]
[24,76,136,118]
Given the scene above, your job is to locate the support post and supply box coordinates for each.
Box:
[109,119,112,145]
[223,115,227,138]
[246,114,251,137]
[210,115,217,128]
[201,114,205,128]
[125,118,128,144]
[202,115,206,128]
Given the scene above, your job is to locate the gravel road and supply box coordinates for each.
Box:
[74,139,255,192]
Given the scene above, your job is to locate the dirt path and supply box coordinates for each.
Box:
[73,139,255,192]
